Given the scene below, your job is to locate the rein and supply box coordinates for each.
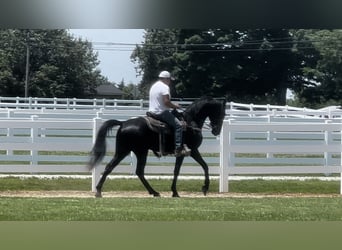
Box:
[180,108,211,132]
[203,121,212,130]
[186,125,202,132]
[187,122,211,132]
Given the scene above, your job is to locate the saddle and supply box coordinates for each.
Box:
[144,112,171,134]
[144,111,186,157]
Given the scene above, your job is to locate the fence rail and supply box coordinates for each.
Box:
[1,96,342,117]
[0,96,149,110]
[219,120,342,194]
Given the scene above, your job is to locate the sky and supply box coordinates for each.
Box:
[68,29,145,84]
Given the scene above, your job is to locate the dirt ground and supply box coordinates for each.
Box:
[0,190,340,198]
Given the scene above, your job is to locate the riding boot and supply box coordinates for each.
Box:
[174,145,191,157]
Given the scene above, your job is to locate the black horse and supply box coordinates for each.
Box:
[88,96,226,197]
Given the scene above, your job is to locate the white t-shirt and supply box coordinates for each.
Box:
[149,80,170,114]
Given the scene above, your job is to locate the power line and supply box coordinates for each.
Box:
[89,40,329,53]
[3,34,339,54]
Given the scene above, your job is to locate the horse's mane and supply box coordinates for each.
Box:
[185,96,216,115]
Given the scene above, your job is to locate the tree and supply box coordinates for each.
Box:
[131,29,180,98]
[117,79,142,99]
[292,30,342,108]
[0,29,109,98]
[0,30,24,96]
[132,29,304,104]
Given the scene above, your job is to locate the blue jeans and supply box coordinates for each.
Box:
[153,110,182,149]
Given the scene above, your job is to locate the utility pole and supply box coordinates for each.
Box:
[25,32,30,98]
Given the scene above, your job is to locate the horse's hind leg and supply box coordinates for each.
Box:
[135,151,160,197]
[95,152,127,198]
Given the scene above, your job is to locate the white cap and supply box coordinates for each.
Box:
[158,71,171,78]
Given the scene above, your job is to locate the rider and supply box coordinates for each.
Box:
[148,70,190,157]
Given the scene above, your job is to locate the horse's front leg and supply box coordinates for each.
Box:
[171,156,185,197]
[190,149,210,195]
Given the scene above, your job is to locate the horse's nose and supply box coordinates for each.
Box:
[212,128,219,136]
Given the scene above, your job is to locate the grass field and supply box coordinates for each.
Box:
[0,176,341,221]
[0,195,341,221]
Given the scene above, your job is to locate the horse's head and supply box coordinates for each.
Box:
[184,97,226,136]
[208,98,226,136]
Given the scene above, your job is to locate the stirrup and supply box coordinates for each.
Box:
[174,146,191,157]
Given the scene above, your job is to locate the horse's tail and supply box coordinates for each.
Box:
[88,119,122,169]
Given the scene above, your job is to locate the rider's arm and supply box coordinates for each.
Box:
[163,94,180,109]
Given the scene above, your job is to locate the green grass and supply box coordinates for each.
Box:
[0,177,341,221]
[0,176,340,194]
[0,196,341,221]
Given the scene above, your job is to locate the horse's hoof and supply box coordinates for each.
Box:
[95,192,102,198]
[202,186,208,196]
[153,192,161,197]
[172,193,180,198]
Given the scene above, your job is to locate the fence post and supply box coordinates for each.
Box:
[113,99,118,110]
[102,99,106,109]
[266,116,276,160]
[73,98,77,110]
[30,115,39,167]
[130,151,136,175]
[53,97,57,110]
[34,97,38,109]
[66,98,70,110]
[219,120,229,192]
[16,96,20,109]
[324,120,333,176]
[91,117,102,192]
[28,97,32,109]
[6,114,14,156]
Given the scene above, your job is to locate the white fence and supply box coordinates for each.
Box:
[0,116,219,192]
[2,115,342,194]
[0,96,149,110]
[1,96,341,118]
[219,120,342,194]
[1,97,342,194]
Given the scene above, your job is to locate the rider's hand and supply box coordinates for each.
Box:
[174,103,181,109]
